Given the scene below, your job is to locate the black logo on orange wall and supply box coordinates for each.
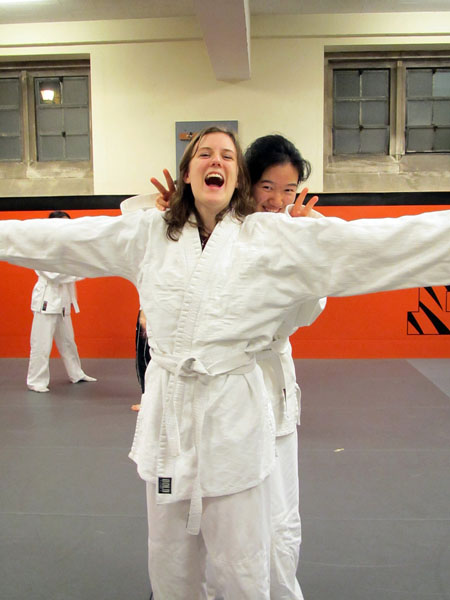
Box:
[407,286,450,335]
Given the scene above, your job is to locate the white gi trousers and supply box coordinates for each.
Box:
[204,431,303,600]
[27,311,86,388]
[270,431,303,600]
[146,477,272,600]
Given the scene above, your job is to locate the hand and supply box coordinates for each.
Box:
[139,310,147,331]
[291,187,319,218]
[150,169,176,212]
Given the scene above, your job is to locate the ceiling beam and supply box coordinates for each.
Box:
[193,0,251,81]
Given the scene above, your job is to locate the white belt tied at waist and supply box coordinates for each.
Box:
[151,351,256,535]
[255,347,288,417]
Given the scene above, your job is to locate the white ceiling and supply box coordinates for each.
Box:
[1,0,450,25]
[1,0,449,81]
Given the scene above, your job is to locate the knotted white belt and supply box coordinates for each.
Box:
[255,347,288,417]
[151,351,256,535]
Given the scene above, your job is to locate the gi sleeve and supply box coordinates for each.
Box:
[247,209,450,302]
[0,211,151,284]
[120,193,158,214]
[273,297,327,341]
[274,204,327,336]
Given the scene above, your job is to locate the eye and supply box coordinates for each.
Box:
[223,154,234,161]
[261,184,272,191]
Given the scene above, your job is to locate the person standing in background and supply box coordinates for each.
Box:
[27,210,97,393]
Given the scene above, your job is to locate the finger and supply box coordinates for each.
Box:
[305,195,319,211]
[290,201,304,218]
[295,187,308,207]
[291,193,319,218]
[150,177,168,195]
[155,194,170,212]
[163,169,176,193]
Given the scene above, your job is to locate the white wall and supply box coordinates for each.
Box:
[89,37,325,193]
[1,12,450,195]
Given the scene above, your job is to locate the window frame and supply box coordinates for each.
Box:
[324,51,450,192]
[332,66,392,156]
[0,60,92,191]
[0,74,24,162]
[34,74,91,162]
[404,66,450,153]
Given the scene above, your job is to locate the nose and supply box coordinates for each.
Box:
[210,153,222,166]
[268,191,284,208]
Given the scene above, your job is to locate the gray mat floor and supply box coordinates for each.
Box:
[1,358,449,600]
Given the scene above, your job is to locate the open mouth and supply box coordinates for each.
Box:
[205,172,224,188]
[262,206,282,213]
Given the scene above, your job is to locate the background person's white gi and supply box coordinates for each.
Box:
[257,298,327,600]
[27,270,88,391]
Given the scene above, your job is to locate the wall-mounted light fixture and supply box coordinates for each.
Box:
[38,79,61,104]
[40,88,55,102]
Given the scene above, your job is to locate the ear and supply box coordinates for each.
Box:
[183,170,191,184]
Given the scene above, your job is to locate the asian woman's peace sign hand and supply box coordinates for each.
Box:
[291,187,319,218]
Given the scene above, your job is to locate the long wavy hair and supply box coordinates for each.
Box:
[164,126,253,241]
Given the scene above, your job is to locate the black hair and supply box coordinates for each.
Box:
[244,134,311,186]
[48,211,71,219]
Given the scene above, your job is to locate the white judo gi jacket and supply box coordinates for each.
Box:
[121,194,326,437]
[1,209,449,532]
[31,270,81,315]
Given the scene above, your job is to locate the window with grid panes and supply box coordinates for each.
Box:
[35,76,90,161]
[0,61,90,165]
[0,77,22,161]
[325,53,450,193]
[406,68,450,153]
[333,68,390,155]
[328,55,450,158]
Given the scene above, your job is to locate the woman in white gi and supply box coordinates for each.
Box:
[1,127,450,600]
[150,134,325,600]
[27,211,96,393]
[245,134,325,600]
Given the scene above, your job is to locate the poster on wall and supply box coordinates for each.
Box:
[175,120,238,169]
